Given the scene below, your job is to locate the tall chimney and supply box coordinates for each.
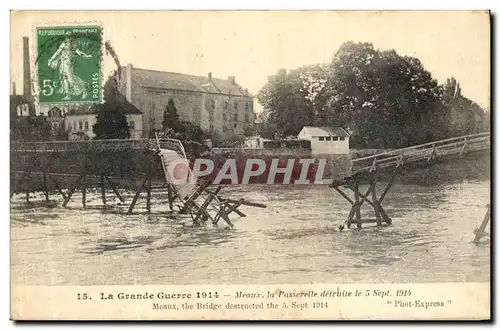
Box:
[208,72,212,79]
[125,63,133,103]
[23,37,31,97]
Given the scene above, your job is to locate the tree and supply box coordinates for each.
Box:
[440,77,490,136]
[92,73,131,139]
[10,95,53,141]
[162,98,180,131]
[256,42,488,149]
[257,65,328,138]
[92,103,130,139]
[11,116,52,142]
[322,42,445,148]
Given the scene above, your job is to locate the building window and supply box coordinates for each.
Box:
[79,121,83,130]
[224,100,228,109]
[223,113,227,121]
[210,99,215,109]
[234,123,237,129]
[333,136,339,141]
[318,137,325,141]
[340,136,345,141]
[245,113,249,122]
[325,136,331,141]
[233,102,238,110]
[210,124,214,132]
[245,103,249,111]
[233,113,238,121]
[73,122,77,131]
[84,121,89,130]
[129,121,135,129]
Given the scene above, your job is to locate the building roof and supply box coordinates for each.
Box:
[300,126,350,137]
[66,97,142,117]
[47,106,63,117]
[66,105,95,116]
[124,66,252,97]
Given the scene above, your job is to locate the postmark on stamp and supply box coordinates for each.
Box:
[35,25,102,105]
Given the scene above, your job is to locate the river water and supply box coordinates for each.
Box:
[11,180,490,285]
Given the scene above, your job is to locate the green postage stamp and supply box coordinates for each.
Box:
[35,25,102,105]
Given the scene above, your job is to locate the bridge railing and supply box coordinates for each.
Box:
[10,138,190,153]
[154,133,188,159]
[351,132,490,174]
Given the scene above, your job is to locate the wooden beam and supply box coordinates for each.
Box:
[146,163,152,213]
[216,207,234,228]
[100,175,106,205]
[353,182,362,229]
[219,198,266,209]
[193,193,216,224]
[332,184,354,205]
[81,174,87,208]
[371,181,382,226]
[167,184,174,210]
[47,175,67,200]
[379,172,396,204]
[127,179,148,214]
[179,181,211,214]
[378,204,392,224]
[43,168,49,202]
[473,204,490,243]
[105,176,125,203]
[62,174,84,207]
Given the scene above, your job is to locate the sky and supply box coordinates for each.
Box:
[10,10,490,112]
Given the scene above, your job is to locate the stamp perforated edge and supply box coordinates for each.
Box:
[29,20,105,110]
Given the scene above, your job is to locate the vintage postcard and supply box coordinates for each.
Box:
[9,10,491,320]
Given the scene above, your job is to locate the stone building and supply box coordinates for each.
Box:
[118,64,255,137]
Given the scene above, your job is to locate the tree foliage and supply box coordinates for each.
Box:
[10,116,52,142]
[92,73,131,139]
[162,98,181,131]
[257,64,328,138]
[256,42,490,149]
[10,95,52,141]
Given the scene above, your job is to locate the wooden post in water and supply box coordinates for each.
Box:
[127,178,147,214]
[473,204,490,243]
[371,180,382,226]
[81,174,87,209]
[63,174,83,207]
[146,162,152,213]
[167,184,174,210]
[353,182,362,229]
[100,175,106,205]
[23,167,32,203]
[105,176,125,203]
[43,168,49,202]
